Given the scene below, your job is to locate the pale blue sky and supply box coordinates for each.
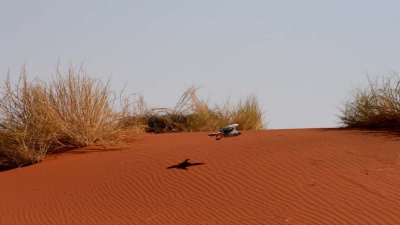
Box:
[1,0,399,128]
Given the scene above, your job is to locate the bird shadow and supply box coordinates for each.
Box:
[167,159,205,170]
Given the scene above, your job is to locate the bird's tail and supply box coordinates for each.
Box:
[208,132,219,137]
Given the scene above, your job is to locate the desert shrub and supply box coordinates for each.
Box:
[230,96,265,130]
[130,86,266,133]
[340,73,400,129]
[47,68,123,147]
[0,74,52,168]
[144,114,187,133]
[0,67,128,169]
[183,94,265,132]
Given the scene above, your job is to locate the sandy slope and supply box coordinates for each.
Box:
[1,129,400,225]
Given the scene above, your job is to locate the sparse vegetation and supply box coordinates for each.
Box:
[0,68,128,169]
[0,69,266,169]
[340,73,400,130]
[129,87,266,133]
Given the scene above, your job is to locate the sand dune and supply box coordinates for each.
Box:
[1,129,400,225]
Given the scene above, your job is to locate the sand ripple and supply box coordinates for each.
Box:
[1,129,400,224]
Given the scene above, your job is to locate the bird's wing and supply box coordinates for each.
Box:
[220,126,235,134]
[219,124,239,131]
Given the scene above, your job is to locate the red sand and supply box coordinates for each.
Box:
[1,129,400,225]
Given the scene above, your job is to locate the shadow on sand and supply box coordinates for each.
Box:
[167,159,205,170]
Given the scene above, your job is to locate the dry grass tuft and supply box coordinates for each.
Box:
[132,86,266,133]
[0,67,128,169]
[340,73,400,129]
[47,67,123,147]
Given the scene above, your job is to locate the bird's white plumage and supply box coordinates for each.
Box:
[208,123,241,140]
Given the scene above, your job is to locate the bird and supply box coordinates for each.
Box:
[208,123,241,140]
[167,159,205,170]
